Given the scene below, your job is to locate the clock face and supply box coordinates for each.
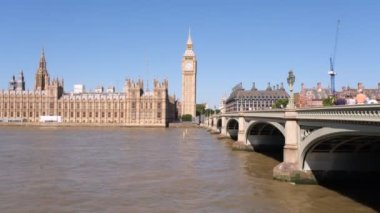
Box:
[185,62,193,70]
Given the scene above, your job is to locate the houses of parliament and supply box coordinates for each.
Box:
[0,46,184,126]
[0,32,198,126]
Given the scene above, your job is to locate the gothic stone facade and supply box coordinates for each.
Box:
[0,51,176,127]
[181,32,197,118]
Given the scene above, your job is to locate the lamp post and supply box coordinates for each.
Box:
[287,70,296,109]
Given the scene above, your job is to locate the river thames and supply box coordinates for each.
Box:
[0,127,378,212]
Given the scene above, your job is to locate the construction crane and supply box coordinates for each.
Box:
[328,20,340,95]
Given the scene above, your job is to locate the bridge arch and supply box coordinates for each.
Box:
[245,120,285,151]
[226,118,239,140]
[300,127,380,181]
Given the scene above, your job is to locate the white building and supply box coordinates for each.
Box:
[74,84,85,94]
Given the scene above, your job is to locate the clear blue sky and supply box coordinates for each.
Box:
[1,0,380,107]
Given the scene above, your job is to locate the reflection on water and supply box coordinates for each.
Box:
[0,127,377,212]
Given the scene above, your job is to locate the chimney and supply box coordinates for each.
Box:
[276,84,279,90]
[378,82,380,90]
[301,83,305,91]
[273,85,276,90]
[280,82,284,90]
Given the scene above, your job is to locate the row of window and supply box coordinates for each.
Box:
[1,111,163,119]
[0,91,164,97]
[225,101,275,112]
[0,102,162,110]
[237,95,287,99]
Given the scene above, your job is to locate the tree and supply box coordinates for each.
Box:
[272,99,289,109]
[323,97,334,106]
[196,104,206,116]
[204,109,214,116]
[181,114,192,122]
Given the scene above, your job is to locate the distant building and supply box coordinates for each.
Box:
[297,82,331,108]
[94,85,104,93]
[107,85,115,93]
[296,82,380,107]
[337,82,380,101]
[176,101,182,119]
[73,84,85,94]
[225,82,289,112]
[0,49,177,126]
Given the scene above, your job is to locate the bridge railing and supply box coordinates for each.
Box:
[208,105,380,123]
[238,110,286,119]
[211,109,286,120]
[296,104,380,123]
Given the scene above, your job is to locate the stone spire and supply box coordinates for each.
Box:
[187,28,192,49]
[35,48,49,90]
[39,48,47,71]
[184,29,195,57]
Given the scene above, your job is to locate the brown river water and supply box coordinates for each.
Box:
[0,127,379,212]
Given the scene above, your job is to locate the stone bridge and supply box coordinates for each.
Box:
[204,105,380,183]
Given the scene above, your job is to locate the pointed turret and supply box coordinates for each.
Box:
[184,29,195,57]
[35,48,50,90]
[16,70,25,91]
[39,48,47,71]
[9,75,16,91]
[186,28,193,49]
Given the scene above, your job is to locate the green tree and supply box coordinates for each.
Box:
[323,97,334,106]
[181,114,192,122]
[196,104,206,116]
[272,99,289,109]
[204,109,214,116]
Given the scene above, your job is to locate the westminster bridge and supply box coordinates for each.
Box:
[204,104,380,183]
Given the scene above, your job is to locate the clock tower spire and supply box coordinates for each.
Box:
[181,30,197,119]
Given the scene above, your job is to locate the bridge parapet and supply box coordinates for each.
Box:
[296,105,380,123]
[242,111,285,119]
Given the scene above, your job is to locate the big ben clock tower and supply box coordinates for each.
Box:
[181,31,197,119]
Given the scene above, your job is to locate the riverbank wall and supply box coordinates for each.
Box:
[0,122,202,128]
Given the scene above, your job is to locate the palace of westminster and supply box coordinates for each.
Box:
[0,34,198,126]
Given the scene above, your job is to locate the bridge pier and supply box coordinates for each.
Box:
[273,109,317,184]
[221,116,227,136]
[207,117,213,131]
[204,117,209,129]
[232,116,254,151]
[237,116,246,143]
[209,117,218,133]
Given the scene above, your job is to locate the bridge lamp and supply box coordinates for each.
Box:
[287,70,295,109]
